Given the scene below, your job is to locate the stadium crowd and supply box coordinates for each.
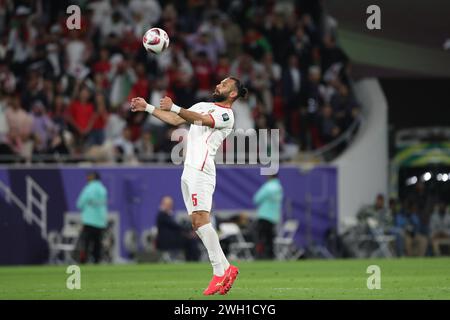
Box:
[0,0,360,164]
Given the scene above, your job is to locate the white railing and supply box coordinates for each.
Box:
[0,176,48,239]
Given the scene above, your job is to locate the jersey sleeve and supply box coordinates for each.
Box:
[209,109,233,129]
[188,103,203,112]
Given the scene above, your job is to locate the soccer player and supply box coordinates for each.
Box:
[130,77,247,295]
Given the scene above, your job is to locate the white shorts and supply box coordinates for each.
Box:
[181,166,216,215]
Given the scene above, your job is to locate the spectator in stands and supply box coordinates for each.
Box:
[243,25,272,62]
[232,93,255,131]
[193,51,214,101]
[108,54,136,110]
[128,62,149,101]
[186,25,222,67]
[30,100,56,154]
[289,25,312,74]
[129,0,161,30]
[65,30,92,78]
[86,92,109,147]
[387,198,406,257]
[42,78,55,111]
[300,65,325,149]
[318,104,340,144]
[7,6,35,77]
[229,52,255,88]
[159,127,181,160]
[221,15,243,60]
[395,202,428,257]
[76,171,108,264]
[265,11,290,65]
[356,194,405,257]
[65,85,96,152]
[134,129,154,161]
[21,71,47,112]
[261,52,282,95]
[156,196,200,261]
[405,181,436,230]
[104,107,126,143]
[113,127,136,163]
[281,54,302,134]
[0,91,13,160]
[300,14,320,47]
[166,48,195,108]
[215,54,231,85]
[0,60,17,94]
[5,95,33,159]
[320,34,349,78]
[330,82,359,131]
[144,77,170,148]
[0,91,9,138]
[126,108,146,142]
[44,41,63,80]
[197,12,226,55]
[92,47,112,75]
[429,202,450,256]
[253,174,284,259]
[358,194,392,227]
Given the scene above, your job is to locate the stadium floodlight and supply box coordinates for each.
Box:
[437,173,443,181]
[422,172,432,182]
[406,176,418,186]
[442,173,449,182]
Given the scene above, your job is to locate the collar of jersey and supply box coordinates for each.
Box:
[214,103,232,109]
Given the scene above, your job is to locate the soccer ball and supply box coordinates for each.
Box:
[142,27,170,54]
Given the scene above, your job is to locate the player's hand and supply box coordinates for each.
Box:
[160,96,173,111]
[130,97,147,112]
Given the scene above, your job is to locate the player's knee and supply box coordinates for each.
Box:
[191,211,209,230]
[191,219,204,230]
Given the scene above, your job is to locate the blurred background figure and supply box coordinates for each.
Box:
[358,194,392,228]
[155,196,200,261]
[395,202,428,257]
[76,171,108,264]
[429,203,450,256]
[387,198,406,257]
[253,174,283,259]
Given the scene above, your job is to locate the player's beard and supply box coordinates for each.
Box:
[212,91,227,102]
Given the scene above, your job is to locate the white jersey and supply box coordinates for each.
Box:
[184,102,234,176]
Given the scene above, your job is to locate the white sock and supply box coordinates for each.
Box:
[195,223,227,276]
[195,231,230,271]
[219,248,230,270]
[196,229,230,271]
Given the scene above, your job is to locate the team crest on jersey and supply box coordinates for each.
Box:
[222,113,229,121]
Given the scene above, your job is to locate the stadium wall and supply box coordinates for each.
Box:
[333,78,389,233]
[0,165,337,265]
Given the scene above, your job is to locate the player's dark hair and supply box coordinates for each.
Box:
[229,77,248,99]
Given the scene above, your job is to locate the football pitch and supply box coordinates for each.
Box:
[1,258,450,300]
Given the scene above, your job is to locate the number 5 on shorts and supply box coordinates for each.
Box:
[192,194,198,207]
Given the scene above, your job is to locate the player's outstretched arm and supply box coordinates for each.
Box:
[160,96,215,128]
[130,97,186,126]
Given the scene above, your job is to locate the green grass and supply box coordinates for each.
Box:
[1,258,450,300]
